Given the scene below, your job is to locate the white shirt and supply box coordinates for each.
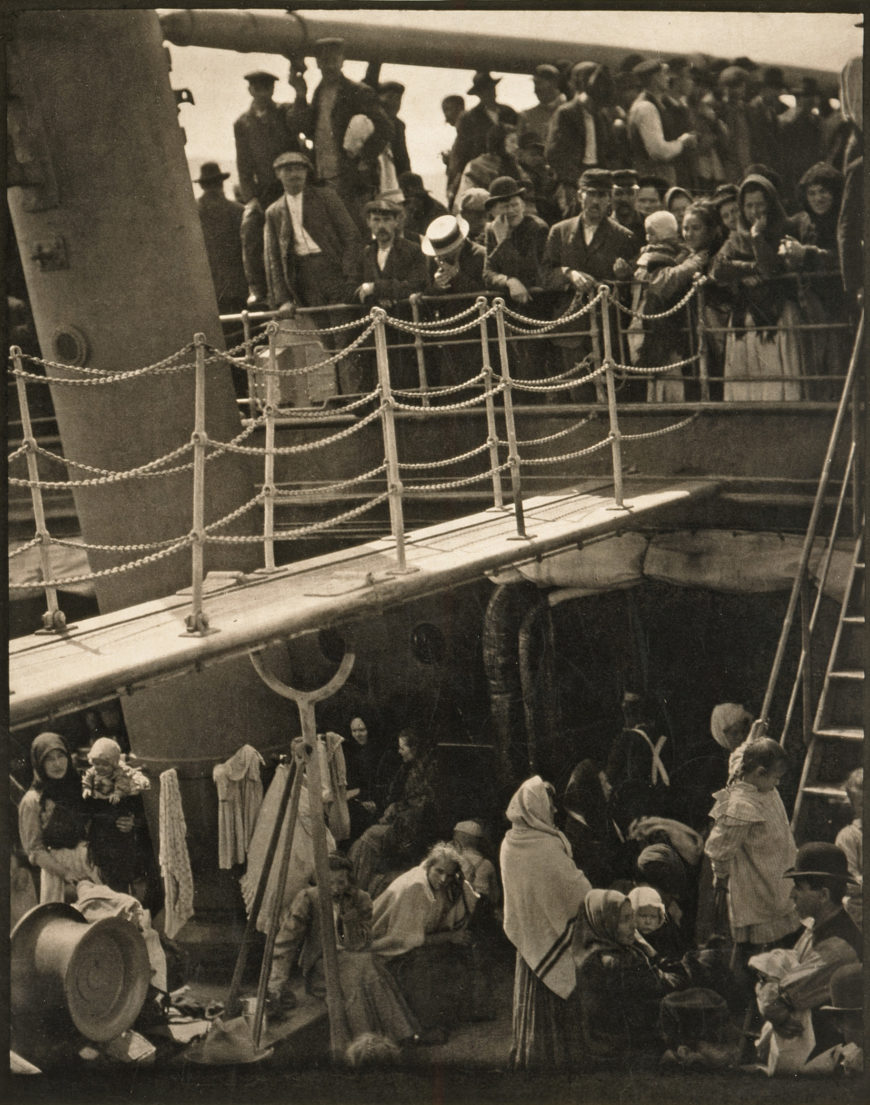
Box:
[376,244,392,271]
[284,192,321,257]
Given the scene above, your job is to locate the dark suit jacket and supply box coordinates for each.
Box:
[546,96,614,186]
[263,186,362,308]
[542,214,638,290]
[448,101,518,200]
[390,115,411,178]
[197,191,247,309]
[302,75,392,200]
[355,235,430,305]
[233,101,304,206]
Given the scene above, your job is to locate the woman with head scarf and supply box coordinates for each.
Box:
[18,732,101,902]
[500,775,592,1069]
[574,888,684,1060]
[710,173,805,400]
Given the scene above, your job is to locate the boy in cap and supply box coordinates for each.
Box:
[233,69,307,305]
[447,71,518,209]
[627,59,697,187]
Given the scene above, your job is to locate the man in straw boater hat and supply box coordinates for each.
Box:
[234,68,307,306]
[754,843,862,1064]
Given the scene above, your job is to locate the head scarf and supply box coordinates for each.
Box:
[29,732,79,802]
[796,161,844,245]
[500,776,591,998]
[627,885,666,923]
[710,703,753,751]
[736,173,789,239]
[573,888,630,972]
[636,843,687,900]
[664,186,693,213]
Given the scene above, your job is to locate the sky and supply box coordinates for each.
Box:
[165,8,863,203]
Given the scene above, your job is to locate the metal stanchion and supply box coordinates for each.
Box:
[477,297,505,511]
[372,307,415,573]
[598,288,625,510]
[261,321,279,572]
[185,332,212,634]
[12,346,67,633]
[589,302,607,404]
[409,293,430,406]
[494,299,530,539]
[695,278,711,402]
[241,309,257,412]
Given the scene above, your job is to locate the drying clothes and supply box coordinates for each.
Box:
[240,761,336,935]
[158,769,194,940]
[212,744,265,869]
[74,879,168,992]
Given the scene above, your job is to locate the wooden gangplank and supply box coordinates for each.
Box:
[9,478,720,728]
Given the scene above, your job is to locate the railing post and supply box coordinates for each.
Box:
[494,298,529,539]
[695,277,711,402]
[185,333,210,634]
[799,578,814,749]
[261,321,279,572]
[589,298,607,404]
[372,307,412,573]
[409,293,430,407]
[241,309,256,413]
[598,287,625,509]
[12,346,67,633]
[477,296,505,511]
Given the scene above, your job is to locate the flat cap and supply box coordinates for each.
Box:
[633,58,665,79]
[245,70,278,84]
[611,168,639,187]
[273,150,313,171]
[533,63,561,80]
[364,195,403,215]
[578,168,613,190]
[313,37,345,55]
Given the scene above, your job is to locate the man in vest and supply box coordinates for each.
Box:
[627,59,697,187]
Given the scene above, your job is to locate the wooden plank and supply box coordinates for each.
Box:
[9,478,719,727]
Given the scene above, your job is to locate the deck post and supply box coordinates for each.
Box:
[695,278,711,402]
[477,297,505,511]
[599,288,625,509]
[494,298,528,539]
[12,346,66,633]
[241,309,257,414]
[373,307,410,572]
[185,333,210,633]
[262,321,278,572]
[409,293,430,406]
[799,578,814,750]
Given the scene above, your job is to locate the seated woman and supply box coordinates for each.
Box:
[635,842,695,958]
[574,888,685,1062]
[349,729,437,894]
[18,732,102,903]
[370,842,479,1043]
[266,853,421,1045]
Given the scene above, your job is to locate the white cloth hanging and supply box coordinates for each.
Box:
[212,745,265,869]
[158,768,194,939]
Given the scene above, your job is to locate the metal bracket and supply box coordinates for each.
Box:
[30,236,68,271]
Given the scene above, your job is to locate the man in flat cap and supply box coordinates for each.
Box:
[234,69,307,305]
[753,843,862,1071]
[517,64,566,144]
[546,61,617,218]
[542,168,637,396]
[291,38,393,232]
[627,59,697,187]
[447,72,518,210]
[610,168,644,245]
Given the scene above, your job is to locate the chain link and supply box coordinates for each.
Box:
[610,352,702,375]
[8,536,42,559]
[518,436,615,465]
[217,405,382,455]
[515,414,596,447]
[204,491,391,544]
[214,321,377,376]
[506,363,607,393]
[502,286,606,330]
[385,308,495,338]
[273,463,387,498]
[619,412,701,441]
[400,441,492,471]
[392,372,486,399]
[270,388,380,414]
[11,440,197,488]
[8,443,29,462]
[609,278,704,321]
[52,531,184,552]
[13,344,196,376]
[403,462,511,493]
[9,536,191,591]
[392,383,505,413]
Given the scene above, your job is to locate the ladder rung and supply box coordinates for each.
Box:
[842,615,865,625]
[801,785,848,799]
[828,669,864,680]
[854,562,865,570]
[815,726,864,741]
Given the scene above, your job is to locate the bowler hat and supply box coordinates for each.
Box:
[484,176,526,208]
[245,70,277,85]
[578,168,613,191]
[634,59,665,80]
[533,64,561,81]
[820,963,863,1012]
[468,71,500,96]
[273,150,313,172]
[379,80,405,96]
[783,841,849,881]
[196,162,230,186]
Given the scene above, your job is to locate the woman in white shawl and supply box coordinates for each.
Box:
[500,775,592,1069]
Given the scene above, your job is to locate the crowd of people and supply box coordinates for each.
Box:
[13,690,864,1075]
[195,42,862,403]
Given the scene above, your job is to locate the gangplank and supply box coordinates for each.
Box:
[9,477,719,729]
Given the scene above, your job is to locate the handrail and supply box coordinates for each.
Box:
[759,311,864,733]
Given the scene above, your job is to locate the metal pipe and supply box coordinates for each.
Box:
[262,322,278,571]
[494,299,527,539]
[373,307,409,572]
[409,293,430,406]
[12,347,65,633]
[185,333,209,634]
[599,288,625,509]
[799,579,813,750]
[695,279,711,403]
[159,9,837,84]
[477,297,504,511]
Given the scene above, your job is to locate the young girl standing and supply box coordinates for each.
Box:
[705,734,801,958]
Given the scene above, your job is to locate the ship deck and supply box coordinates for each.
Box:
[10,476,720,728]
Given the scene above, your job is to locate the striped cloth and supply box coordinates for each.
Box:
[158,768,194,939]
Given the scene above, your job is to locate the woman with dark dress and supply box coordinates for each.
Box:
[500,775,592,1069]
[560,759,622,888]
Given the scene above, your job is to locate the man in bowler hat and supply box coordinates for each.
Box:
[447,72,518,210]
